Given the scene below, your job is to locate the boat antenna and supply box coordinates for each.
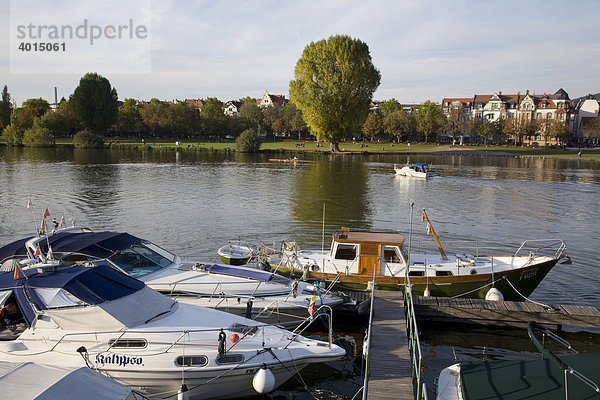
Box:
[27,198,39,235]
[422,208,448,260]
[407,200,414,279]
[321,203,326,272]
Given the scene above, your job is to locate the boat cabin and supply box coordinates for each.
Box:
[329,228,408,276]
[410,163,429,173]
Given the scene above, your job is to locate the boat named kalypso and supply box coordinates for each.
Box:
[0,259,345,400]
[266,210,567,301]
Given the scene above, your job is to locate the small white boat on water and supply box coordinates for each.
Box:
[0,226,347,325]
[0,260,345,400]
[217,242,254,266]
[394,162,431,178]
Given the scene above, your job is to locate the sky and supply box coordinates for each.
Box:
[1,0,599,106]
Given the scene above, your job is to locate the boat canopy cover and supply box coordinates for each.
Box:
[0,361,143,400]
[0,263,174,329]
[206,264,274,281]
[0,232,144,263]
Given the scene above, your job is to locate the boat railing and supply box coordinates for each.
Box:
[513,239,567,259]
[404,274,428,400]
[527,321,600,398]
[285,305,334,348]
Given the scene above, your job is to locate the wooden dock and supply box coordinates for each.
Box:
[366,290,414,400]
[414,295,600,329]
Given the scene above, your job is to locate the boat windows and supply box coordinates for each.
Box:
[175,355,208,367]
[435,271,453,276]
[216,354,244,364]
[108,338,148,349]
[383,247,401,263]
[334,244,357,261]
[33,288,87,308]
[408,271,424,277]
[109,243,173,278]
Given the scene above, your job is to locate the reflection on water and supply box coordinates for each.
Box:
[1,146,600,399]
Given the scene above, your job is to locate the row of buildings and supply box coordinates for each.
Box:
[441,88,599,145]
[184,91,288,118]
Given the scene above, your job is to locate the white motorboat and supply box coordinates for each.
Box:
[0,227,347,324]
[394,162,431,178]
[267,211,566,300]
[0,260,345,400]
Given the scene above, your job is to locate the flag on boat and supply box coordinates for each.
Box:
[13,262,21,280]
[308,296,317,318]
[40,219,46,234]
[26,198,31,209]
[426,222,431,235]
[33,244,41,259]
[42,208,50,219]
[421,210,426,222]
[59,215,65,228]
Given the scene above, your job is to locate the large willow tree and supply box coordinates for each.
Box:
[289,35,381,152]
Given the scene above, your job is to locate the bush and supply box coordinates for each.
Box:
[235,128,261,152]
[1,124,23,146]
[23,126,53,147]
[73,129,104,149]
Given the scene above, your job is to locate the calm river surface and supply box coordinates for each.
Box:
[1,146,599,399]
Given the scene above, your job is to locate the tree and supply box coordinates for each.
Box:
[583,116,600,143]
[235,128,261,152]
[384,109,415,142]
[0,85,12,131]
[117,98,144,137]
[415,100,445,142]
[10,98,51,131]
[283,102,307,139]
[446,104,465,144]
[362,113,383,140]
[289,35,381,152]
[23,126,53,147]
[22,98,50,117]
[201,97,224,120]
[34,111,69,144]
[1,124,23,146]
[379,98,401,118]
[70,73,118,134]
[73,129,105,148]
[239,101,263,130]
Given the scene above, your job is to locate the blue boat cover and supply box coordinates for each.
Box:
[206,264,274,281]
[0,232,144,263]
[0,263,145,326]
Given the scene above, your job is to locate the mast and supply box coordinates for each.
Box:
[422,209,448,260]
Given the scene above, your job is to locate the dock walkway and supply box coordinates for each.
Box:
[414,295,600,329]
[366,290,414,400]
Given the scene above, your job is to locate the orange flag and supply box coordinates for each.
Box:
[42,208,50,219]
[40,219,46,234]
[13,263,21,280]
[33,244,41,259]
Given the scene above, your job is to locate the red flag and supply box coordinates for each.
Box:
[421,210,426,222]
[426,223,432,235]
[13,263,21,280]
[308,296,317,318]
[40,219,46,234]
[42,208,50,219]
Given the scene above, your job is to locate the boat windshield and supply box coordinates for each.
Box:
[108,242,175,278]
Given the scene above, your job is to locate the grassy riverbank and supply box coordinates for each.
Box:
[4,138,600,159]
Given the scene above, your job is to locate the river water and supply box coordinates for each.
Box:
[1,146,599,398]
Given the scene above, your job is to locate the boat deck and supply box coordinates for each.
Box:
[366,290,414,400]
[414,295,600,329]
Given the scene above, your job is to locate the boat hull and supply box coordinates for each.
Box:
[268,258,559,301]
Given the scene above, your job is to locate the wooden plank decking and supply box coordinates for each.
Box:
[366,290,414,400]
[413,295,600,329]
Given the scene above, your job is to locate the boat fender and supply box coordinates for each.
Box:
[218,329,226,356]
[245,299,253,319]
[485,287,504,301]
[177,383,189,400]
[252,364,276,394]
[423,287,431,297]
[230,333,239,343]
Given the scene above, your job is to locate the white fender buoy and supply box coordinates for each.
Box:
[423,287,431,297]
[485,287,504,301]
[252,364,276,394]
[177,383,189,400]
